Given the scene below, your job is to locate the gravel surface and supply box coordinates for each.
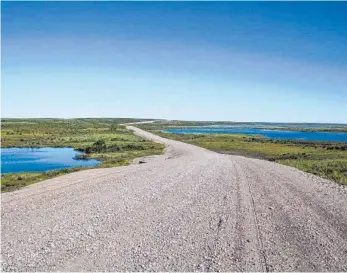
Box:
[2,125,347,272]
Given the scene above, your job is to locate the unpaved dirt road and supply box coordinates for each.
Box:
[2,125,347,272]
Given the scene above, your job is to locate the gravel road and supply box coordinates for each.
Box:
[2,125,347,272]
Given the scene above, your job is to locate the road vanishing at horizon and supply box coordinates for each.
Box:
[2,124,347,272]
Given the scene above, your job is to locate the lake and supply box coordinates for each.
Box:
[1,147,100,174]
[165,128,347,142]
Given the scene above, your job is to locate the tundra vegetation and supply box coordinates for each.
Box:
[1,118,164,192]
[138,122,347,186]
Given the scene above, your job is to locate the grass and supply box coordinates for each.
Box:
[2,118,346,191]
[1,168,86,192]
[138,123,347,186]
[1,118,164,192]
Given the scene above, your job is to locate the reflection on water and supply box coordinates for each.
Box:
[1,147,100,174]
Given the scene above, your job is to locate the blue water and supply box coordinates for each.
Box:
[1,147,100,174]
[165,128,347,142]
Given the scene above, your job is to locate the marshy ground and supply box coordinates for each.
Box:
[138,122,347,186]
[1,118,164,192]
[1,118,346,192]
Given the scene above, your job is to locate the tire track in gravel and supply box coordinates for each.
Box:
[232,159,268,272]
[233,156,347,271]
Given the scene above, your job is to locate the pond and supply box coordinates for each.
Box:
[1,147,100,174]
[164,127,347,142]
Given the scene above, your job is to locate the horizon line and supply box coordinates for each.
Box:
[1,117,347,125]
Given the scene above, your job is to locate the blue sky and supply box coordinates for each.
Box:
[2,2,347,123]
